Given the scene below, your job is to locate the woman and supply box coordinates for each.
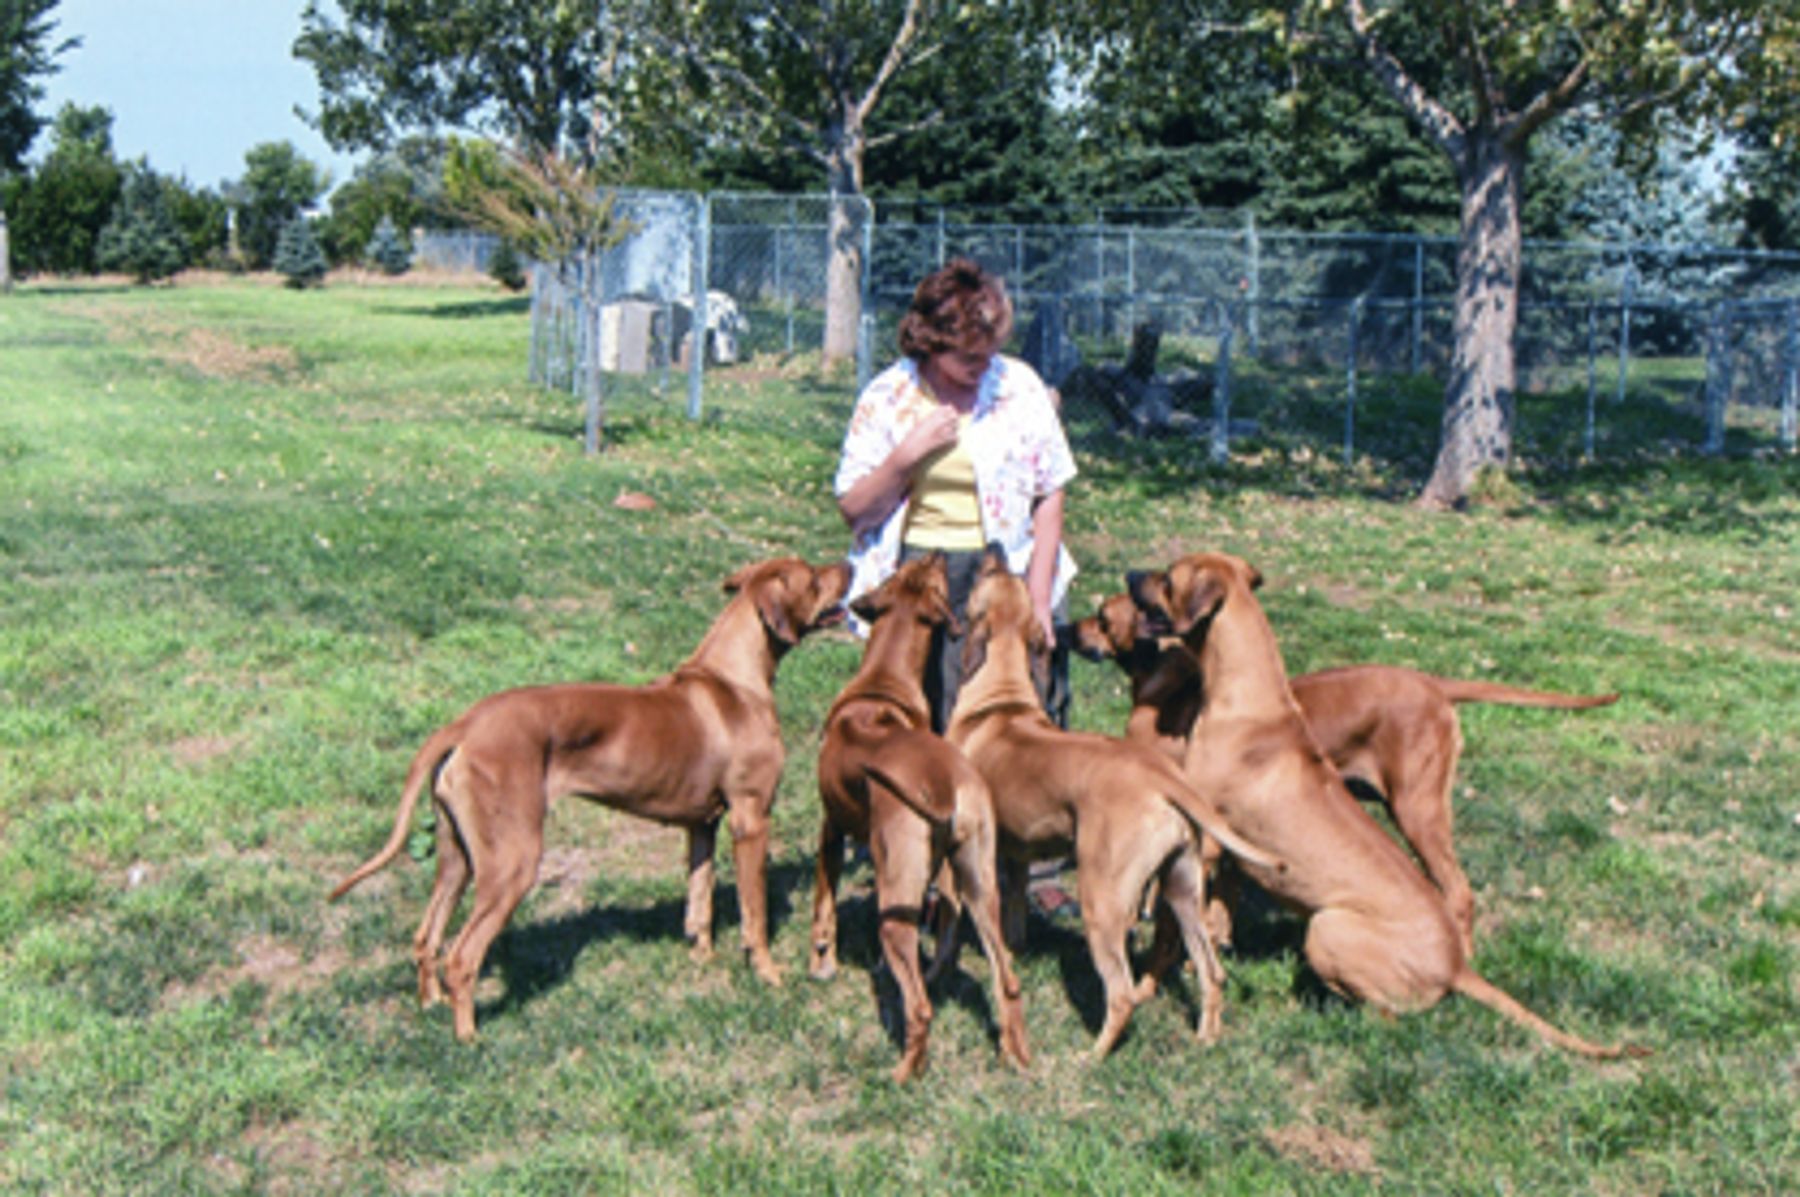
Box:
[835,257,1076,730]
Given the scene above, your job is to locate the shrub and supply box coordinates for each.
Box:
[366,215,411,275]
[273,218,327,289]
[97,165,187,284]
[488,237,526,291]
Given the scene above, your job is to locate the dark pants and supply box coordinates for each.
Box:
[901,545,1070,734]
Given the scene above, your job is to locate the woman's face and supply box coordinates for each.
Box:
[930,346,994,392]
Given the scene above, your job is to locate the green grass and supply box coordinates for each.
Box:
[2,276,1797,1195]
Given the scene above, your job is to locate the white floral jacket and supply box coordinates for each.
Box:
[833,354,1078,634]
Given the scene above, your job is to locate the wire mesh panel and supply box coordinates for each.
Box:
[524,190,1800,464]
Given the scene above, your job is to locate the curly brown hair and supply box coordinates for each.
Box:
[896,257,1014,361]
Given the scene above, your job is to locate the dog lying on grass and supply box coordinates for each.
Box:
[329,556,851,1041]
[1074,590,1617,953]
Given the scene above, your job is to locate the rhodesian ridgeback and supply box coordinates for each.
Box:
[1074,591,1618,952]
[947,546,1281,1057]
[329,556,852,1041]
[1127,551,1643,1058]
[811,553,1028,1081]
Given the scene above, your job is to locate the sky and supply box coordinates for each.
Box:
[36,0,360,192]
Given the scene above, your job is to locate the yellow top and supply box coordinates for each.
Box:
[903,414,985,550]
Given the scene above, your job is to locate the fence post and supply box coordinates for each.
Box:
[1410,237,1424,373]
[1211,300,1235,465]
[1344,297,1361,465]
[1126,226,1137,338]
[583,254,603,456]
[1703,300,1729,456]
[1245,211,1261,357]
[687,193,709,421]
[1584,302,1598,459]
[1616,260,1633,408]
[783,198,797,354]
[1783,299,1798,454]
[528,261,544,386]
[857,312,874,395]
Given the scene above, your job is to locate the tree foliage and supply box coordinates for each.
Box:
[232,141,329,270]
[273,217,327,288]
[97,160,185,283]
[9,101,118,273]
[1,0,69,171]
[442,137,627,263]
[319,137,452,265]
[295,0,618,156]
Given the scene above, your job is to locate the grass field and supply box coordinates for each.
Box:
[2,276,1796,1195]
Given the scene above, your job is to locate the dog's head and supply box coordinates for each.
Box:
[850,552,959,635]
[1071,592,1144,663]
[1127,552,1262,642]
[961,543,1049,689]
[723,557,853,648]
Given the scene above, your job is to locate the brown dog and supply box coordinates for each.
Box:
[1128,552,1642,1058]
[947,546,1280,1057]
[1074,591,1618,951]
[811,554,1028,1081]
[329,556,852,1041]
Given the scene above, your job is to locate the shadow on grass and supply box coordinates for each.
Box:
[479,859,806,1026]
[391,296,533,320]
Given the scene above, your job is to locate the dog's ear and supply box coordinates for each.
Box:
[1177,569,1229,633]
[1071,616,1111,662]
[1027,619,1051,695]
[749,575,798,645]
[722,561,762,594]
[979,541,1010,578]
[1126,569,1174,626]
[960,618,991,682]
[1247,563,1265,591]
[850,590,885,624]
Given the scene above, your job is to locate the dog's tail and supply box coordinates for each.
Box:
[1451,967,1648,1059]
[328,724,461,901]
[861,732,964,827]
[1433,679,1619,710]
[1159,775,1285,876]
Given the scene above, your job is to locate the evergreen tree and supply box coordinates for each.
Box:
[273,217,327,288]
[233,141,328,269]
[487,238,525,291]
[96,160,184,283]
[9,101,119,273]
[366,214,410,274]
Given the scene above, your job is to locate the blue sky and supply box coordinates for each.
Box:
[36,0,359,192]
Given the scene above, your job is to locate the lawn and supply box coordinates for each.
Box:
[1,276,1796,1195]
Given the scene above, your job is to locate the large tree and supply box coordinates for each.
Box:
[0,0,73,288]
[641,0,989,364]
[1290,1,1800,505]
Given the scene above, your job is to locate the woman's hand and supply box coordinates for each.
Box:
[838,402,961,534]
[893,403,960,472]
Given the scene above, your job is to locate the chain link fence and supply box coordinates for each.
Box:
[516,192,1800,461]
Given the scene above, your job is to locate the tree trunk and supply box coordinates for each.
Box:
[822,138,865,367]
[1419,133,1524,508]
[1,203,12,292]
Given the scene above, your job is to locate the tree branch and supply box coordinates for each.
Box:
[853,0,928,129]
[1342,0,1466,159]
